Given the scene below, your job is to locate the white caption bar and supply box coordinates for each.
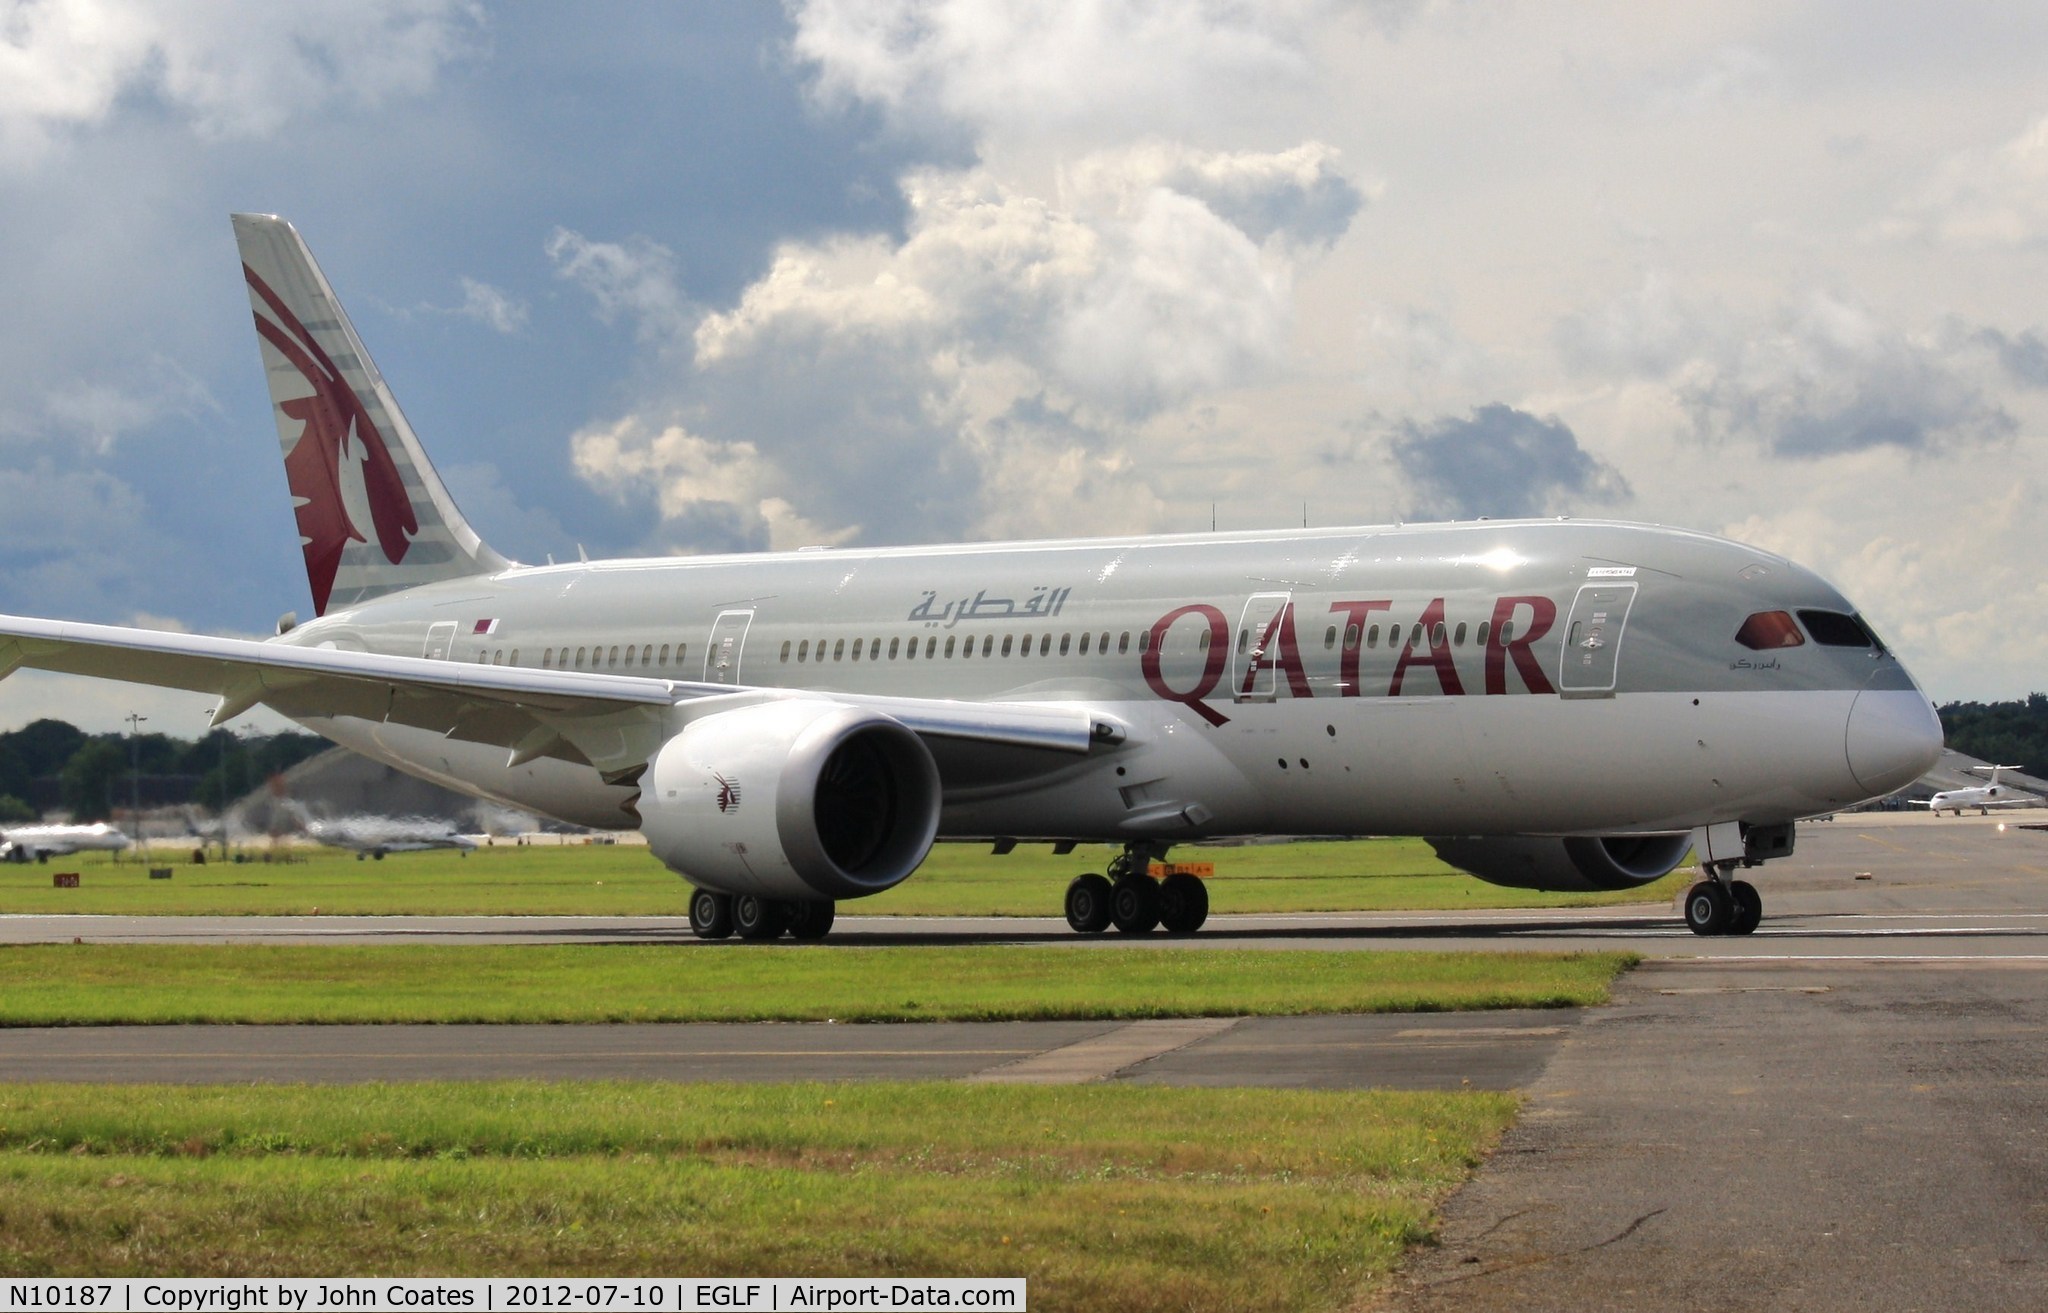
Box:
[0,1281,1025,1313]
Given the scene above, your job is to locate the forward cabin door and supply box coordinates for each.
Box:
[1558,582,1637,696]
[704,609,754,686]
[1233,591,1293,702]
[423,621,455,660]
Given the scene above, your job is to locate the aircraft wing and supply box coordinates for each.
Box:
[0,615,1103,775]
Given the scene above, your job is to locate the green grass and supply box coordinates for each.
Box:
[0,944,1631,1025]
[0,837,1689,916]
[0,1081,1517,1307]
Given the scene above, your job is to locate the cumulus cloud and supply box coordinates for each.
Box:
[1558,283,2017,459]
[789,0,1320,144]
[1677,295,2013,457]
[1880,112,2048,248]
[451,278,527,334]
[561,141,1358,551]
[1391,404,1629,520]
[1970,325,2048,389]
[545,228,694,344]
[0,0,480,159]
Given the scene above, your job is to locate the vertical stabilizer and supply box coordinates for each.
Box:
[233,213,508,615]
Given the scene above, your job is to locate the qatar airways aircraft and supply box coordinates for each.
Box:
[0,216,1943,940]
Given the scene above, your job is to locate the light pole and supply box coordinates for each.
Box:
[125,712,147,860]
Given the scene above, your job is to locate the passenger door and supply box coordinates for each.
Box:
[1557,583,1636,696]
[704,609,754,686]
[1233,592,1292,702]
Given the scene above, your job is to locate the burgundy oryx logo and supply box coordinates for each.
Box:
[714,774,741,814]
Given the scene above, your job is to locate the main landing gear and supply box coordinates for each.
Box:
[1683,870,1762,936]
[1064,843,1209,936]
[689,888,836,942]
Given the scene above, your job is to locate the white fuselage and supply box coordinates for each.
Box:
[281,518,1942,842]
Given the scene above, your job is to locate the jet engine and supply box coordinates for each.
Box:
[639,700,942,900]
[1427,834,1692,893]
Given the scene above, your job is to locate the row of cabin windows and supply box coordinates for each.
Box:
[1311,619,1516,652]
[519,643,689,670]
[781,631,1142,664]
[475,617,1533,673]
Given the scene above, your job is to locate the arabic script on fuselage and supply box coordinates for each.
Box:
[908,587,1072,628]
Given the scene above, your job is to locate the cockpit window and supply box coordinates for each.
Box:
[1735,611,1805,650]
[1798,610,1881,649]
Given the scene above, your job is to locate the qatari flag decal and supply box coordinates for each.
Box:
[472,618,498,636]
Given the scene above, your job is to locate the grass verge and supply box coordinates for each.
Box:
[0,1080,1517,1308]
[0,839,1691,916]
[0,944,1632,1025]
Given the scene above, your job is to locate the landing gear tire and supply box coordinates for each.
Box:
[1729,880,1762,935]
[1684,881,1733,936]
[1065,873,1113,934]
[732,893,789,941]
[1157,872,1209,934]
[788,899,836,941]
[1110,876,1160,934]
[689,888,733,940]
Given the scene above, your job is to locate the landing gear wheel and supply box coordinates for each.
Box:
[1110,876,1160,934]
[788,899,836,941]
[689,888,733,940]
[1684,881,1733,936]
[1065,873,1113,934]
[1157,871,1209,934]
[1729,880,1762,935]
[732,894,790,941]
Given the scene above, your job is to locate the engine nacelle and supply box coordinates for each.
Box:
[640,700,942,900]
[1427,834,1692,893]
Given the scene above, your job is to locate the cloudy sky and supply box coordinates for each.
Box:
[1,0,2043,735]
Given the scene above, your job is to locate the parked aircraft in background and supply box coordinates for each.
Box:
[0,216,1945,938]
[1913,765,2043,816]
[0,821,132,863]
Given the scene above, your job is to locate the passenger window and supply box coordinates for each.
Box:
[945,636,956,658]
[1736,611,1806,650]
[1236,628,1248,653]
[1118,632,1131,654]
[851,639,862,662]
[905,638,917,660]
[542,649,553,669]
[510,649,519,665]
[1453,622,1467,646]
[982,635,994,657]
[1099,631,1110,653]
[1499,622,1514,645]
[1195,630,1208,652]
[1344,623,1359,650]
[1475,621,1490,648]
[1325,626,1337,650]
[1001,635,1013,656]
[833,639,845,661]
[779,641,790,663]
[1797,610,1879,648]
[1081,632,1093,655]
[625,645,636,665]
[1412,624,1425,647]
[797,639,809,662]
[677,643,687,664]
[926,636,938,658]
[1060,633,1072,655]
[1366,624,1379,648]
[610,646,620,667]
[1138,630,1150,653]
[574,647,586,668]
[657,644,669,665]
[1020,633,1032,656]
[1039,634,1051,655]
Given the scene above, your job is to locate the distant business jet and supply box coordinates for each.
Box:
[1912,765,2042,816]
[0,821,132,863]
[0,216,1944,938]
[305,814,476,860]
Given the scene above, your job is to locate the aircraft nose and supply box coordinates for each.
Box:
[1845,676,1943,797]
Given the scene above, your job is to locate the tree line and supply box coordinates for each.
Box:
[0,719,330,823]
[1937,694,2048,778]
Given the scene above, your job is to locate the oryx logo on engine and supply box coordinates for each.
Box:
[714,774,741,814]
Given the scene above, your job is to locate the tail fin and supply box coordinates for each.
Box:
[233,213,508,616]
